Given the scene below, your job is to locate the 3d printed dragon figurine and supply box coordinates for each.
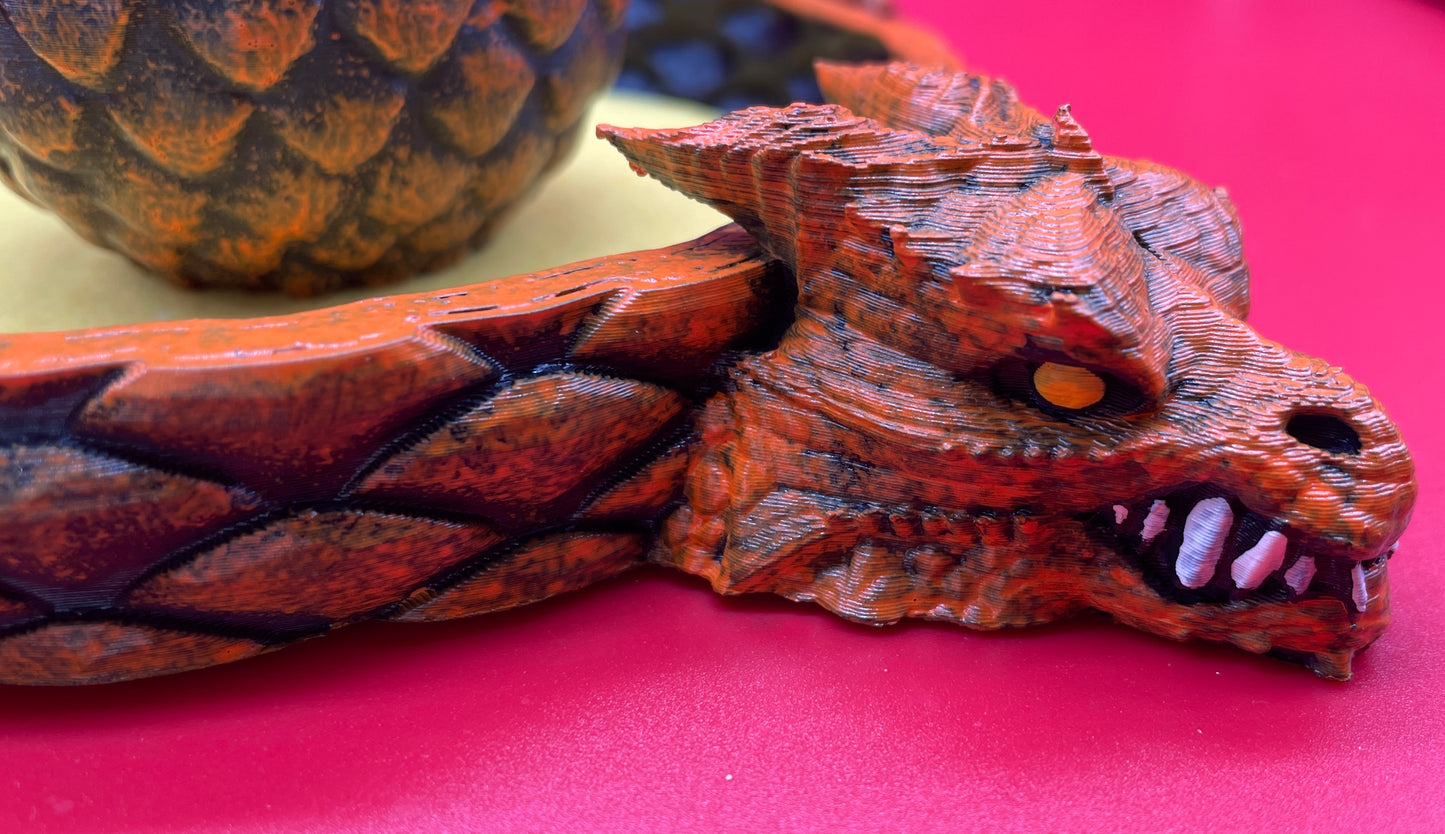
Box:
[0,63,1416,684]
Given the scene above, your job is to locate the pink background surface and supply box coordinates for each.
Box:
[2,1,1443,831]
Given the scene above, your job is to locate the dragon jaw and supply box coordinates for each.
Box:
[1084,484,1397,680]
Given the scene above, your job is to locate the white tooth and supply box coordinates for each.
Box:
[1140,500,1169,543]
[1351,563,1369,612]
[1175,497,1233,588]
[1284,555,1316,594]
[1231,530,1288,590]
[1113,505,1129,525]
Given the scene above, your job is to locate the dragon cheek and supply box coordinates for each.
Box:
[688,456,733,516]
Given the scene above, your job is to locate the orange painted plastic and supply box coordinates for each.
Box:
[0,63,1417,685]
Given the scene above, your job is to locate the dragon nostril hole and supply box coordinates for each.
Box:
[1286,413,1362,454]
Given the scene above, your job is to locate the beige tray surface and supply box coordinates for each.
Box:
[0,93,725,334]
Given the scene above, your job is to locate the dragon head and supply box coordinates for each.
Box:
[602,63,1416,679]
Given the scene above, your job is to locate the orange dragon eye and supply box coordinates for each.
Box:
[1033,362,1106,410]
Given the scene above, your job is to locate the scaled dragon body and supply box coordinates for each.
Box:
[0,63,1416,684]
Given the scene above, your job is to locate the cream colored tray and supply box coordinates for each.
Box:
[0,93,725,334]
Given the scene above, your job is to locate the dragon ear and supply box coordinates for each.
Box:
[951,173,1171,399]
[1109,160,1250,319]
[815,61,1050,143]
[598,105,975,269]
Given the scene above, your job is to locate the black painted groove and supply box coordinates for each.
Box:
[0,579,52,617]
[522,360,709,398]
[0,365,129,444]
[377,518,655,614]
[67,435,252,493]
[570,417,696,522]
[116,507,292,599]
[0,606,333,646]
[336,372,515,499]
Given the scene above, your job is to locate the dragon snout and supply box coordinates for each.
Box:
[1123,339,1416,600]
[1246,358,1417,560]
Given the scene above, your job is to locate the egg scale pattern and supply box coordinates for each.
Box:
[0,0,628,294]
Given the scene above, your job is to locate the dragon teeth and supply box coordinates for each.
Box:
[1140,500,1170,543]
[1351,562,1369,612]
[1113,504,1128,525]
[1231,530,1288,590]
[1284,555,1317,594]
[1175,497,1233,588]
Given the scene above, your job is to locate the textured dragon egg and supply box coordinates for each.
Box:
[0,0,628,294]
